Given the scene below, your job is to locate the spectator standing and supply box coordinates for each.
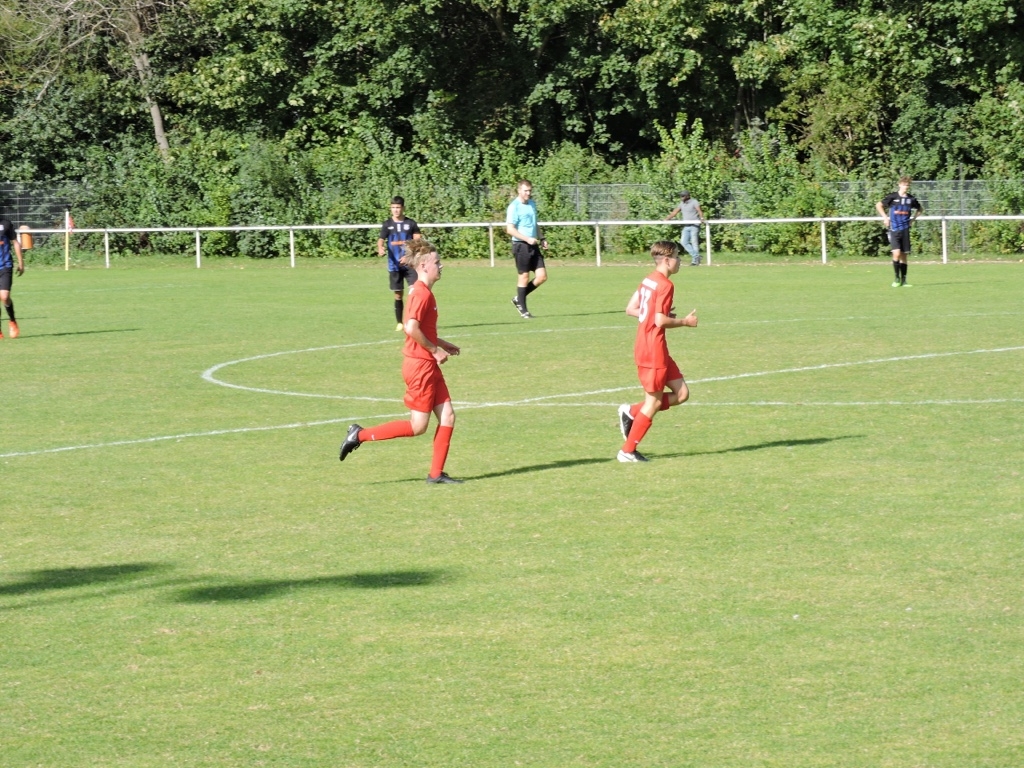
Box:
[665,190,705,266]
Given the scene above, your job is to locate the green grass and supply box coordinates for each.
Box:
[3,259,1023,767]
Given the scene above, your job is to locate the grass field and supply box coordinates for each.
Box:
[3,257,1022,767]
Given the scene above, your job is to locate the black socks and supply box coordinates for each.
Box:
[394,299,403,323]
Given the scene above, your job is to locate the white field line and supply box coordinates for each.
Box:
[4,345,1022,460]
[201,326,626,400]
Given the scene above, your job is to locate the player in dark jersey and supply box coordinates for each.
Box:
[0,218,25,339]
[377,197,422,330]
[876,177,923,288]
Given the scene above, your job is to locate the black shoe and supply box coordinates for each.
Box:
[339,424,362,461]
[426,472,464,484]
[617,404,634,441]
[511,297,531,318]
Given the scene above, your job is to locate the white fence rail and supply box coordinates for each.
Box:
[21,215,1024,270]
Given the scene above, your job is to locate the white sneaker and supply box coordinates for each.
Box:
[617,449,648,463]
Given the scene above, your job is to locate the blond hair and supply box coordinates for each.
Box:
[400,239,438,269]
[650,240,680,262]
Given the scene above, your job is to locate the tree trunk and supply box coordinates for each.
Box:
[130,49,170,157]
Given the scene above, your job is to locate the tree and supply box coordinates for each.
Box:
[4,0,185,156]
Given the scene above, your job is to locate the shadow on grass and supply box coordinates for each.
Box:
[657,435,863,459]
[466,457,610,480]
[371,457,609,484]
[28,328,142,338]
[174,569,450,603]
[0,562,169,597]
[446,309,622,330]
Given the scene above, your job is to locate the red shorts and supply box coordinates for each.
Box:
[402,356,450,412]
[637,358,682,393]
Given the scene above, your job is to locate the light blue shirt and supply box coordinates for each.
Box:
[506,198,538,242]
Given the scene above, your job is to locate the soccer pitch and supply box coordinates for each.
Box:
[3,259,1022,767]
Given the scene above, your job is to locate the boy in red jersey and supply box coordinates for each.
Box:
[339,240,463,484]
[616,240,698,462]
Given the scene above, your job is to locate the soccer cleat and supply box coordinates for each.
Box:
[617,449,649,463]
[891,281,901,288]
[617,404,634,441]
[339,423,362,461]
[395,322,404,332]
[511,297,531,318]
[7,320,18,339]
[901,283,912,288]
[426,472,464,484]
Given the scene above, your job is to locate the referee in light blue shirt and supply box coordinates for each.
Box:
[506,179,548,319]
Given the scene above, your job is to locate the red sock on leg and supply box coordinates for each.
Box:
[623,412,653,453]
[358,421,414,442]
[660,393,671,411]
[429,425,454,478]
[629,403,642,418]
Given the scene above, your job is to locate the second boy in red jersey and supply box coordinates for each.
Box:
[339,240,463,484]
[617,241,698,462]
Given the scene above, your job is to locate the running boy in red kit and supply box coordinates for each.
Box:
[616,240,698,462]
[339,240,464,484]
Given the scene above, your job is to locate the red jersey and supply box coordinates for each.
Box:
[633,271,674,368]
[403,280,439,360]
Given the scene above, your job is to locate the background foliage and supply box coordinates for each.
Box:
[2,0,1024,256]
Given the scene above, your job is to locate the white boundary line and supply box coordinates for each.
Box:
[4,344,1022,460]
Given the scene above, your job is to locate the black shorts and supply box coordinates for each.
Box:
[0,269,12,292]
[512,241,545,274]
[887,229,912,254]
[389,266,415,292]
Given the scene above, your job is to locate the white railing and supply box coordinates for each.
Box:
[22,215,1024,270]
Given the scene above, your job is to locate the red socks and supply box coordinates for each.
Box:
[430,425,454,478]
[358,421,415,442]
[623,412,653,453]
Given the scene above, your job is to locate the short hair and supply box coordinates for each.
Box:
[650,240,680,261]
[391,196,405,206]
[401,239,437,269]
[898,176,912,186]
[517,179,533,190]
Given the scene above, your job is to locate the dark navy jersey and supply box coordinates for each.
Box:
[880,192,922,232]
[0,219,16,270]
[379,217,421,271]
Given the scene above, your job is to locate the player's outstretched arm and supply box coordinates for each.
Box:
[625,290,641,318]
[655,309,697,328]
[406,319,451,363]
[438,339,460,356]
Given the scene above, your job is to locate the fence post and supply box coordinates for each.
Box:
[289,229,296,267]
[820,220,828,264]
[195,230,201,268]
[64,209,71,271]
[595,224,602,267]
[704,222,712,266]
[941,218,948,264]
[489,226,495,267]
[104,231,110,268]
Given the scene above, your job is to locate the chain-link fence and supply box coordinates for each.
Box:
[0,182,83,247]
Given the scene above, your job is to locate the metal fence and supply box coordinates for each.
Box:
[20,214,1024,270]
[0,182,78,232]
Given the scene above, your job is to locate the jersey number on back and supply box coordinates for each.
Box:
[637,287,653,323]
